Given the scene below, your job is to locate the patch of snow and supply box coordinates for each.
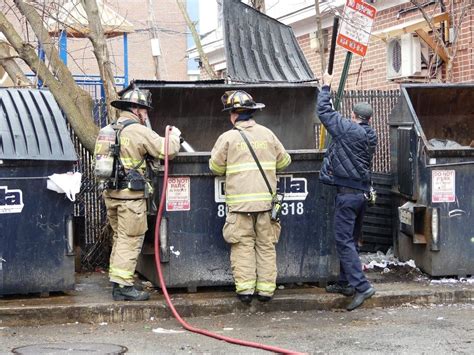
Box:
[152,327,185,334]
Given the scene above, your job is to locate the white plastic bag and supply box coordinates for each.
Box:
[47,172,82,202]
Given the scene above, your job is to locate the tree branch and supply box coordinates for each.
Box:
[13,0,92,110]
[0,9,98,152]
[81,0,118,122]
[176,0,217,79]
[0,42,31,86]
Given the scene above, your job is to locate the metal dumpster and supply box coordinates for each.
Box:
[389,84,474,276]
[134,80,339,289]
[0,88,77,295]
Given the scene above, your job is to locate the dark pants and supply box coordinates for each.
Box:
[334,192,370,293]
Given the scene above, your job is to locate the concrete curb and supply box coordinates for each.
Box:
[1,287,472,327]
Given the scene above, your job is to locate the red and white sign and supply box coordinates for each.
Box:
[432,170,455,203]
[166,177,191,211]
[337,0,377,57]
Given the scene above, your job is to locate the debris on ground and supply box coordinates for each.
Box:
[430,277,474,285]
[360,249,426,283]
[360,249,416,270]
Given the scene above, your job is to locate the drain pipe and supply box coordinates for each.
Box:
[153,126,304,354]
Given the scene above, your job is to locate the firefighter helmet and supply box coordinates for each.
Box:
[221,90,265,112]
[111,87,153,111]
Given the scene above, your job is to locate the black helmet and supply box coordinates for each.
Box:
[111,87,153,110]
[352,102,373,120]
[221,90,265,112]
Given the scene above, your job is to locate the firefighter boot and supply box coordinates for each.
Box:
[112,283,150,301]
[257,295,272,302]
[237,294,253,304]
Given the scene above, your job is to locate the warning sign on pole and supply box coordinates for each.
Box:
[166,177,191,211]
[337,0,377,57]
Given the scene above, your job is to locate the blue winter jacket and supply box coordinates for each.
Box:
[317,85,377,192]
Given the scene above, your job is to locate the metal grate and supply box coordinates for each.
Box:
[71,99,110,271]
[317,89,401,173]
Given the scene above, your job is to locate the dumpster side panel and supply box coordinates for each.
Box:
[0,164,75,295]
[137,153,338,288]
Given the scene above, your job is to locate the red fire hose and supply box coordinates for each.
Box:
[153,126,304,354]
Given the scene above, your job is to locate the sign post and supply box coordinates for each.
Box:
[321,0,377,149]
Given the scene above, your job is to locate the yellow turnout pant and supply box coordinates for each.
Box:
[222,211,281,297]
[104,196,148,286]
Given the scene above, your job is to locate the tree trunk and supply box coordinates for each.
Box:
[314,0,326,73]
[0,10,98,152]
[81,0,119,122]
[0,42,31,87]
[176,0,217,79]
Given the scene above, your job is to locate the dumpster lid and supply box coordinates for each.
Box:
[0,88,77,161]
[222,0,315,83]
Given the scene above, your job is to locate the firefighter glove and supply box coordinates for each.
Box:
[170,126,181,138]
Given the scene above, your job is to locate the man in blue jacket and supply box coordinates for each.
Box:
[317,72,378,311]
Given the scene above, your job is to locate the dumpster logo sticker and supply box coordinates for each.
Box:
[432,170,455,203]
[0,186,24,214]
[214,175,308,203]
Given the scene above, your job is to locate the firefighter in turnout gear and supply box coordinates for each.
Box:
[100,87,181,301]
[209,90,291,304]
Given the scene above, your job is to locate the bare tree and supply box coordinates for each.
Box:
[410,0,472,81]
[176,0,217,79]
[0,0,128,152]
[250,0,266,13]
[0,5,98,152]
[81,0,118,120]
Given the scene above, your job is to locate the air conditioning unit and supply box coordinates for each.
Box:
[386,33,422,80]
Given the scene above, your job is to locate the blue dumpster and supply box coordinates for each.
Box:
[390,84,474,276]
[133,81,339,289]
[0,88,77,295]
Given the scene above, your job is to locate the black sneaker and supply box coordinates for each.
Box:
[237,294,253,304]
[347,287,376,311]
[325,283,355,297]
[113,283,150,301]
[257,295,272,302]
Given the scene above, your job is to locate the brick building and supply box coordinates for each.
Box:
[191,0,473,89]
[1,0,189,83]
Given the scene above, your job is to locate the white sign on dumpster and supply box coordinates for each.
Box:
[337,0,377,57]
[166,177,190,211]
[432,170,455,203]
